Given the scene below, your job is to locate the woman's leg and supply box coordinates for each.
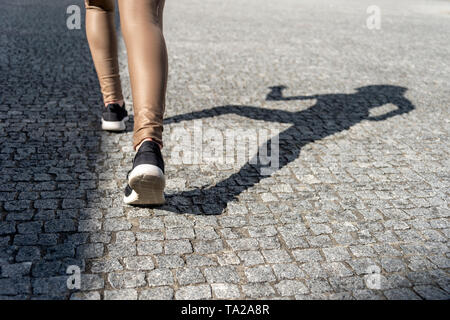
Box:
[85,0,123,106]
[118,0,168,150]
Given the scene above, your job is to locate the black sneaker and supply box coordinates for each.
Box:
[101,103,129,131]
[124,140,165,205]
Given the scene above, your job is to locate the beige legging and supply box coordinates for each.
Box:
[85,0,168,149]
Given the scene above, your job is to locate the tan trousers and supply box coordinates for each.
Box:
[85,0,168,149]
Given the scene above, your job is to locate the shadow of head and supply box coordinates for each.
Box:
[356,84,408,95]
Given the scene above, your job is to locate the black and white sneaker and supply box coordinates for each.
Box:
[124,140,165,205]
[101,103,129,131]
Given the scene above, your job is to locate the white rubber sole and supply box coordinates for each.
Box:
[102,116,128,131]
[124,164,165,205]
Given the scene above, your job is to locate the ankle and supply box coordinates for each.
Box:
[136,138,162,151]
[105,100,124,107]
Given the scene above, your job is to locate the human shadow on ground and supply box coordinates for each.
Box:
[157,85,415,215]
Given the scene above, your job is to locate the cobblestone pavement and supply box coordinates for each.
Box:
[0,0,449,300]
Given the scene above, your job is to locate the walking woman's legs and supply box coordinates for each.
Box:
[85,0,123,106]
[118,0,168,150]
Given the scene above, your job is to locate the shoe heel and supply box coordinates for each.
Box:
[101,116,128,131]
[128,164,165,205]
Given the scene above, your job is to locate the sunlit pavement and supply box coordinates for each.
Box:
[0,0,449,299]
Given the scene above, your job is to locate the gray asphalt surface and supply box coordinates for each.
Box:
[0,0,449,299]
